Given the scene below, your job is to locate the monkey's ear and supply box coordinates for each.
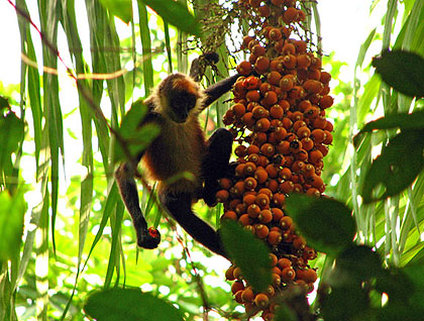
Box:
[189,52,220,82]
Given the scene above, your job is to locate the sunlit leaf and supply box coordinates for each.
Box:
[372,50,424,97]
[84,288,183,321]
[0,189,26,260]
[357,74,380,126]
[138,0,201,36]
[0,112,24,154]
[113,100,160,162]
[361,129,424,203]
[220,220,272,292]
[118,99,148,136]
[285,194,355,256]
[98,0,132,24]
[0,112,25,179]
[138,4,154,94]
[356,28,377,68]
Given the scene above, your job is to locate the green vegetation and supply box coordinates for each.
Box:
[1,0,424,320]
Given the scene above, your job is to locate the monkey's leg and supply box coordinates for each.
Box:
[160,192,228,258]
[115,163,161,249]
[202,128,234,207]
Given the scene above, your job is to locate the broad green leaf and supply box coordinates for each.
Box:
[361,129,424,203]
[354,110,424,148]
[320,285,371,321]
[84,288,183,321]
[336,245,383,281]
[273,303,297,321]
[378,304,424,321]
[0,190,26,261]
[138,0,201,36]
[285,195,356,256]
[375,269,413,304]
[0,112,25,182]
[98,0,132,24]
[401,264,424,307]
[113,100,160,162]
[372,50,424,98]
[0,112,25,154]
[119,100,148,136]
[358,110,424,133]
[0,95,9,111]
[220,220,272,292]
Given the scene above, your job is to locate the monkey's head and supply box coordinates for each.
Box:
[157,73,203,123]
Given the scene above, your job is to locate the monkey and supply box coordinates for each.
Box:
[115,57,239,258]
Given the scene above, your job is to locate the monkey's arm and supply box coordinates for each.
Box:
[114,110,162,249]
[202,74,240,109]
[115,162,160,249]
[189,53,239,110]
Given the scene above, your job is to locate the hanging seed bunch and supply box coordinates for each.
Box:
[218,0,333,319]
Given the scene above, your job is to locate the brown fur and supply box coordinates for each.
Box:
[142,114,206,195]
[142,74,207,195]
[172,77,198,96]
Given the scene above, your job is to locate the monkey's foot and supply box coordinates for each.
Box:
[137,227,161,249]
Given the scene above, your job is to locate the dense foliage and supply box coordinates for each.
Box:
[1,0,424,320]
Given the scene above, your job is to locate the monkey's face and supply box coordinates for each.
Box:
[159,74,201,123]
[168,89,198,123]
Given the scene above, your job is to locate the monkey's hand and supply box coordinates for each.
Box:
[136,226,161,249]
[189,52,219,82]
[115,164,161,249]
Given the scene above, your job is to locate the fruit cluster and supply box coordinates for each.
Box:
[218,0,333,319]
